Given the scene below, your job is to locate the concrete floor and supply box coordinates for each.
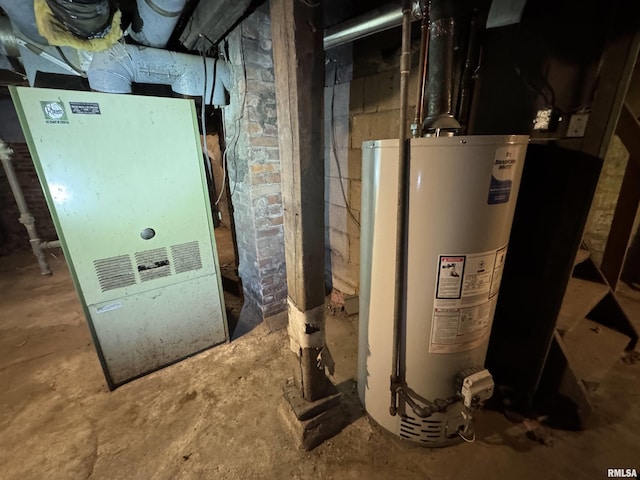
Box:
[1,250,639,480]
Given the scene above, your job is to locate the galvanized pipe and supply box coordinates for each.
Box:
[0,139,53,276]
[324,2,421,50]
[412,2,430,138]
[457,10,483,132]
[390,0,413,417]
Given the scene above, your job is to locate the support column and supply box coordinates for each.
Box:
[271,0,347,450]
[270,0,330,400]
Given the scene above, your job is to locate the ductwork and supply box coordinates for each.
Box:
[0,0,49,45]
[323,1,421,50]
[130,0,188,48]
[0,17,20,58]
[87,43,231,106]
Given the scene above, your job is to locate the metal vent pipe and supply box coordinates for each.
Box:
[324,2,421,50]
[422,0,460,132]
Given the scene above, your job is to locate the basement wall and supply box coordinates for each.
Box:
[324,30,420,295]
[222,6,288,323]
[583,60,640,267]
[583,135,631,264]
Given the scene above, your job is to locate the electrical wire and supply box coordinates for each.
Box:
[458,425,476,443]
[330,64,360,229]
[226,34,247,199]
[54,46,86,77]
[198,33,230,206]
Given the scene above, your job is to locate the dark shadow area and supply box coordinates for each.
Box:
[487,144,602,413]
[622,227,640,289]
[334,378,365,425]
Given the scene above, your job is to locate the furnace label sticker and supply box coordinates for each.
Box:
[40,100,69,124]
[436,256,465,299]
[69,102,101,115]
[95,302,122,314]
[488,146,517,205]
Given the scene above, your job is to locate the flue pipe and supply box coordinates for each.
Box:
[422,0,460,133]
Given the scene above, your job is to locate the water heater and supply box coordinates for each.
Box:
[359,135,528,446]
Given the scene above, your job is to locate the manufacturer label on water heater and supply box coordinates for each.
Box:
[488,147,518,205]
[430,245,508,354]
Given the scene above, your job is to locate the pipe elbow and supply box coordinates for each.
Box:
[212,60,231,107]
[87,46,134,93]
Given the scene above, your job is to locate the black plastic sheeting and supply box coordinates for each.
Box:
[45,0,114,39]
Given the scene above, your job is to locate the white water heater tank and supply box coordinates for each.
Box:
[358,135,528,446]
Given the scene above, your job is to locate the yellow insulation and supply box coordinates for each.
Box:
[34,0,123,52]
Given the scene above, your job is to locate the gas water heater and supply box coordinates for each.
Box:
[359,135,528,446]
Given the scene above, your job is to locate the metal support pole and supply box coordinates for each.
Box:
[0,139,53,276]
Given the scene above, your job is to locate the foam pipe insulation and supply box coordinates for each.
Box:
[87,43,231,106]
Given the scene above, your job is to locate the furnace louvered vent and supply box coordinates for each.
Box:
[135,247,171,282]
[94,255,136,292]
[171,241,202,274]
[399,415,445,444]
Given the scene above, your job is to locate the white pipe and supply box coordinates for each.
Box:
[130,0,188,48]
[87,43,231,106]
[0,139,54,276]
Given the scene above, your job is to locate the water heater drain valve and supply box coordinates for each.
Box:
[460,369,494,408]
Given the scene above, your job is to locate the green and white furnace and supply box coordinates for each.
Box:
[11,86,229,389]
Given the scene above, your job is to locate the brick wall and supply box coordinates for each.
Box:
[583,61,640,266]
[0,143,57,255]
[583,135,630,264]
[222,6,288,322]
[324,32,420,295]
